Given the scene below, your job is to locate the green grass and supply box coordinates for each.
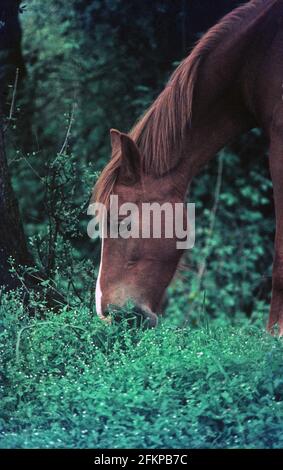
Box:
[1,292,283,449]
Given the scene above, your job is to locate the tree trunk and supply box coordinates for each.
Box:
[0,0,32,288]
[0,112,32,287]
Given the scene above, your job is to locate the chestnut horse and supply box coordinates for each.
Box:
[93,0,283,333]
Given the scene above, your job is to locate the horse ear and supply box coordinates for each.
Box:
[110,128,121,157]
[110,129,141,183]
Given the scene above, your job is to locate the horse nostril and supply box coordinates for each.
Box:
[101,305,158,328]
[132,306,158,328]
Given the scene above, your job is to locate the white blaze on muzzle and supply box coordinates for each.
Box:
[95,220,106,319]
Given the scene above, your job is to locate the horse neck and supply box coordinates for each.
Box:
[180,1,279,182]
[181,97,254,183]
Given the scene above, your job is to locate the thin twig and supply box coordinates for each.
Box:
[59,102,76,156]
[184,153,224,326]
[9,262,30,295]
[44,101,77,277]
[9,151,44,181]
[9,68,19,121]
[197,153,224,284]
[4,68,19,133]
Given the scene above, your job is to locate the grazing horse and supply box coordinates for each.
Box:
[93,0,283,333]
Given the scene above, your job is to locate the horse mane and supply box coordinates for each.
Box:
[94,0,276,207]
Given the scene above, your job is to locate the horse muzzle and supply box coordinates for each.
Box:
[100,303,158,328]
